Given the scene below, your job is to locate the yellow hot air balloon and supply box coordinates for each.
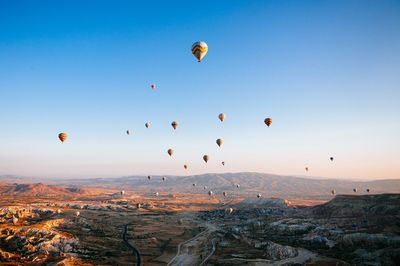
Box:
[216,138,223,147]
[58,132,68,143]
[167,149,174,157]
[203,155,209,163]
[171,121,179,130]
[218,113,225,122]
[264,118,272,127]
[191,41,208,62]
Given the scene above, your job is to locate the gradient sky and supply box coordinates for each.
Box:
[1,0,399,179]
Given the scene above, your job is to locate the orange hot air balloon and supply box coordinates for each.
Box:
[191,41,208,62]
[218,113,225,122]
[58,132,68,143]
[203,155,209,163]
[167,149,174,157]
[264,117,272,127]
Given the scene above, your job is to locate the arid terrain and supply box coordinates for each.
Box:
[0,174,399,265]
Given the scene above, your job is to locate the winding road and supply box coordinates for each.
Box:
[122,223,141,266]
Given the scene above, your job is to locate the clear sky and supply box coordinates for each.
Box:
[0,0,399,179]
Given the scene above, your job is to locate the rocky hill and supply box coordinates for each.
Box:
[0,183,87,197]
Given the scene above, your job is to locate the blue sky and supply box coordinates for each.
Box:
[0,0,399,179]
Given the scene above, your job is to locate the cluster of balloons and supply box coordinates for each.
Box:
[56,41,349,199]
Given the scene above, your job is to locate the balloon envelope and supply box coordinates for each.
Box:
[218,113,225,122]
[58,132,68,143]
[191,41,208,62]
[264,118,272,127]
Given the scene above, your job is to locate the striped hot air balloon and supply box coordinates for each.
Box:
[191,41,208,62]
[264,118,272,127]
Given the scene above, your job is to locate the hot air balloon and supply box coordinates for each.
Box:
[184,164,188,170]
[223,191,227,197]
[58,132,68,143]
[155,192,159,197]
[171,121,179,130]
[218,113,225,122]
[145,122,150,128]
[366,188,370,193]
[162,177,166,181]
[216,138,223,147]
[226,208,233,214]
[203,155,209,163]
[305,167,309,172]
[167,149,174,157]
[193,183,196,187]
[151,84,156,90]
[208,190,213,196]
[126,130,130,135]
[257,193,262,198]
[148,175,151,180]
[222,161,225,166]
[191,41,208,62]
[353,188,358,193]
[330,157,334,161]
[264,118,272,127]
[331,189,336,195]
[121,190,125,195]
[236,184,240,188]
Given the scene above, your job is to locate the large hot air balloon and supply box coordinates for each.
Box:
[151,84,156,90]
[171,121,179,130]
[145,122,150,129]
[203,155,209,163]
[58,132,68,143]
[218,113,225,122]
[191,41,208,62]
[167,149,174,157]
[216,138,223,147]
[264,118,272,127]
[222,161,225,166]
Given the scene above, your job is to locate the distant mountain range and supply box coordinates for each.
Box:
[0,183,87,197]
[2,172,398,199]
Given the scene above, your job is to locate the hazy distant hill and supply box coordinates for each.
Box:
[49,172,400,199]
[0,183,87,197]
